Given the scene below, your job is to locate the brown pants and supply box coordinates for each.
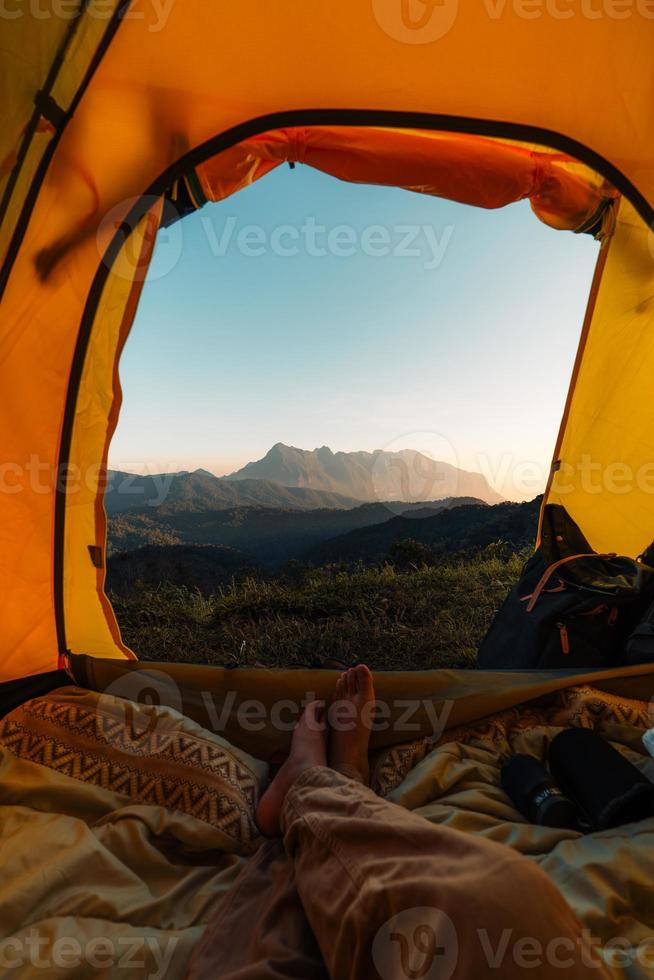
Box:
[188,767,610,980]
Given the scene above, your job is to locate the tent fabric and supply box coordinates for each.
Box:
[546,197,654,557]
[64,207,159,661]
[191,127,616,233]
[71,655,654,762]
[46,127,618,678]
[0,4,654,681]
[0,0,126,276]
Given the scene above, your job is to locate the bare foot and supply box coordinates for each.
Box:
[329,665,375,785]
[255,701,327,838]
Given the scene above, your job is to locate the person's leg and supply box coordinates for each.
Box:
[186,838,328,980]
[258,667,610,980]
[282,768,610,980]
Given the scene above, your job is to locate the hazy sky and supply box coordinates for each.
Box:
[109,163,599,501]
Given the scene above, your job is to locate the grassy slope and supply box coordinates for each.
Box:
[110,547,527,671]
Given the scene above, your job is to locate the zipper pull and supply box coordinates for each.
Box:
[557,622,570,655]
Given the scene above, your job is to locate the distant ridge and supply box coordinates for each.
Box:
[227,443,503,505]
[104,469,362,515]
[108,496,482,566]
[304,497,540,566]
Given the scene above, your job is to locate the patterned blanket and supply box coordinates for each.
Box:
[0,683,652,978]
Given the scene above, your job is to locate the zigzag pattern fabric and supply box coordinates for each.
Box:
[0,691,263,852]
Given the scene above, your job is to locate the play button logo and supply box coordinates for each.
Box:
[372,0,459,44]
[372,907,459,979]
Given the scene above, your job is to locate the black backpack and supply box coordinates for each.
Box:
[477,504,654,670]
[623,593,654,665]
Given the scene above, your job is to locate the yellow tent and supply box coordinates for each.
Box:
[5,10,654,974]
[1,2,654,704]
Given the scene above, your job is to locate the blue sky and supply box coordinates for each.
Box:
[109,163,599,501]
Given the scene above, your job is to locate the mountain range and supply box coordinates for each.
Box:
[107,497,540,593]
[227,443,503,505]
[105,469,360,515]
[105,443,511,581]
[108,497,482,566]
[106,445,502,518]
[304,497,540,566]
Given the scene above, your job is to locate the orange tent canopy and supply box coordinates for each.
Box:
[0,5,653,681]
[190,127,613,234]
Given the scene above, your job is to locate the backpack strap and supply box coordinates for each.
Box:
[525,552,615,612]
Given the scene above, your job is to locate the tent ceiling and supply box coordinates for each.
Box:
[0,5,653,680]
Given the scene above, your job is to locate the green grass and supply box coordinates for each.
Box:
[109,546,527,671]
